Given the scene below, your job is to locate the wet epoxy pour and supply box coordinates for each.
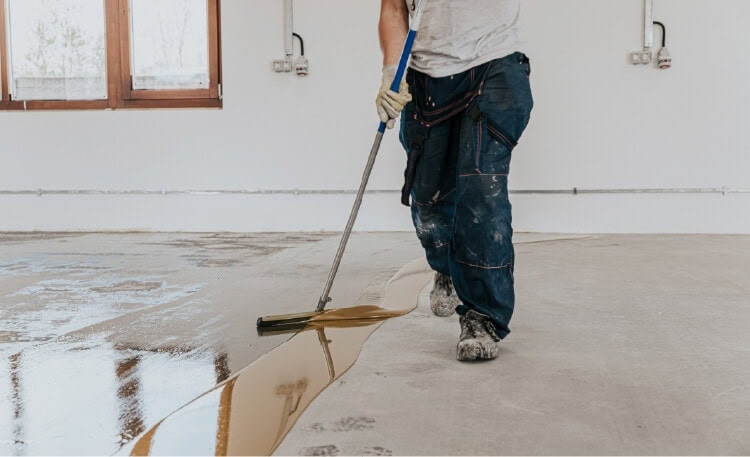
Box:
[117,259,432,456]
[0,232,426,455]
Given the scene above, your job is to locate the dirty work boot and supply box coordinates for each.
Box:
[457,310,501,361]
[429,272,461,317]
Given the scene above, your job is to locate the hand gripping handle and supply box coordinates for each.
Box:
[378,0,426,133]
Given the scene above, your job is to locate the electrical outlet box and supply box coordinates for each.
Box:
[272,58,295,73]
[630,50,654,66]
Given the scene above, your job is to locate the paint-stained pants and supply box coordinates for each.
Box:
[399,53,533,339]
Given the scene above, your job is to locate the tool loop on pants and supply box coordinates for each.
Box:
[401,132,426,206]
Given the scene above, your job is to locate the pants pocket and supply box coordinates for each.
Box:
[464,106,515,176]
[487,120,517,149]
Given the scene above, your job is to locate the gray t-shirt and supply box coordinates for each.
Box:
[406,0,522,77]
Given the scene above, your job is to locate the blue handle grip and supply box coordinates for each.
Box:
[390,29,417,93]
[378,28,419,134]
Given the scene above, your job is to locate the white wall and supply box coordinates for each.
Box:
[1,0,749,233]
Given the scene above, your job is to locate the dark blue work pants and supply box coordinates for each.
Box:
[399,52,534,339]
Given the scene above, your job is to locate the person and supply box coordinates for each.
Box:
[377,0,534,361]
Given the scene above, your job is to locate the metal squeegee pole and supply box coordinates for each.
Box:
[316,132,384,312]
[316,0,426,312]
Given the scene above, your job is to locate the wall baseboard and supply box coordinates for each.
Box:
[2,193,749,234]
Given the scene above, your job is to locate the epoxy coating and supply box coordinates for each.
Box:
[0,232,424,455]
[117,259,432,456]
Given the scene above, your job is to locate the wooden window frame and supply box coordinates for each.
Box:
[0,0,222,111]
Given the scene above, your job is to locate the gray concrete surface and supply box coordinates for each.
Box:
[2,233,749,455]
[277,235,750,456]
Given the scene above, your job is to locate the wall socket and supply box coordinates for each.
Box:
[630,50,653,65]
[273,58,293,72]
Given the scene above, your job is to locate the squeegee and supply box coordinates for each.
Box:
[257,1,426,329]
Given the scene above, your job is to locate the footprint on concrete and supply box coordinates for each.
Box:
[301,444,340,456]
[306,416,376,433]
[306,422,326,432]
[331,416,376,431]
[358,446,393,456]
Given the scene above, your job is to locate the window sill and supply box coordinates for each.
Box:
[0,98,223,111]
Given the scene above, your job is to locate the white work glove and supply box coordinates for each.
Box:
[376,65,412,129]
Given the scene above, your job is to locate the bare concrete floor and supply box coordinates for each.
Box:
[1,233,749,455]
[278,235,750,456]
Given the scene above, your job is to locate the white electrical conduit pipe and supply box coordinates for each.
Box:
[2,188,750,197]
[284,0,294,57]
[644,0,654,49]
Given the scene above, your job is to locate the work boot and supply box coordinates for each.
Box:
[429,272,460,317]
[457,310,501,361]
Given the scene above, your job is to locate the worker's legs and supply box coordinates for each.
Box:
[399,54,532,336]
[450,52,533,340]
[400,65,476,317]
[399,70,466,317]
[399,114,459,277]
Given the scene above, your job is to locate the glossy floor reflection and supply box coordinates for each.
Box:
[0,232,425,455]
[122,322,382,456]
[3,341,229,454]
[117,258,432,456]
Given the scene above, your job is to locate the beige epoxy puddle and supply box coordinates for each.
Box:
[116,258,432,456]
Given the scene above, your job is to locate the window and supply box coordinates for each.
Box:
[0,0,221,110]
